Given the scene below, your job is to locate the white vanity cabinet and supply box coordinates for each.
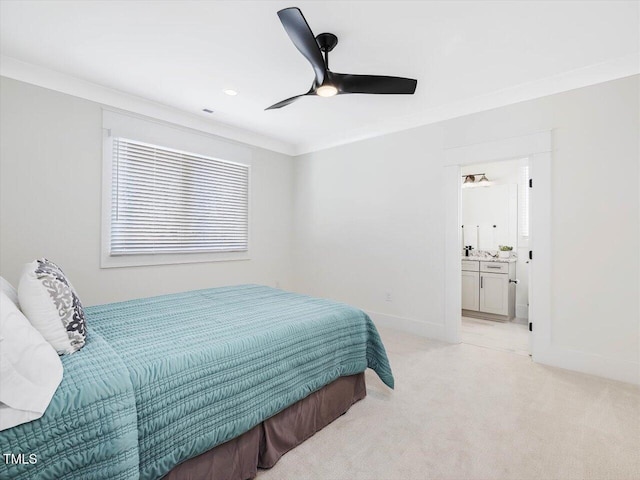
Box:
[480,272,509,315]
[461,260,480,311]
[462,271,480,310]
[462,260,516,320]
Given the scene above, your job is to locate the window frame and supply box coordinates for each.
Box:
[101,125,251,269]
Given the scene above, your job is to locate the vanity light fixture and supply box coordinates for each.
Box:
[461,173,490,188]
[463,175,476,185]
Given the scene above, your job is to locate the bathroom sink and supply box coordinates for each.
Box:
[462,255,516,263]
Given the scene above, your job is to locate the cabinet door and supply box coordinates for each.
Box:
[480,272,508,315]
[461,271,480,311]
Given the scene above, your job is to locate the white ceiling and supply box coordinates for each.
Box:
[1,1,638,155]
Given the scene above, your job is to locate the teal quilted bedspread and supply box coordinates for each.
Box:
[1,285,393,480]
[0,331,139,480]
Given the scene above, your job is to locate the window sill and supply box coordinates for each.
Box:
[100,251,250,269]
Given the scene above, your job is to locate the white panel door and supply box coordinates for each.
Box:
[461,271,480,311]
[480,272,509,315]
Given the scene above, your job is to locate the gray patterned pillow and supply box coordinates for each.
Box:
[18,258,86,354]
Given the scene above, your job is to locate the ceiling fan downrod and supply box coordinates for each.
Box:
[316,32,338,69]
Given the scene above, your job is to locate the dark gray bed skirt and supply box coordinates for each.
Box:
[164,373,366,480]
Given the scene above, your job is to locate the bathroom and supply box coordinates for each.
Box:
[460,157,530,356]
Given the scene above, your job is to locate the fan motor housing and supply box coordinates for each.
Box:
[316,33,338,52]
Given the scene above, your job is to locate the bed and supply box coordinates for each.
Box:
[0,285,393,480]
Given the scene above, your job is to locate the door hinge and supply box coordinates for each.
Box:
[529,178,533,188]
[529,322,532,332]
[529,250,533,260]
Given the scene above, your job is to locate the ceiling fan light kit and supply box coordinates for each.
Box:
[316,85,338,97]
[266,7,417,110]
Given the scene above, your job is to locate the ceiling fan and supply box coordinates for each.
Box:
[266,7,418,110]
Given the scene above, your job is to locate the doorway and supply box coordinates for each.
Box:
[459,158,530,356]
[443,132,553,364]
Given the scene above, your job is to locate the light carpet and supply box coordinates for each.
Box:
[257,327,640,480]
[460,316,529,357]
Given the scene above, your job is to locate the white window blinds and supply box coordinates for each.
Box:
[110,138,249,255]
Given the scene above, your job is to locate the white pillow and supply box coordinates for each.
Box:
[18,258,87,355]
[0,290,63,431]
[0,276,19,307]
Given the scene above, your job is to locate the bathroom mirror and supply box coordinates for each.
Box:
[461,184,518,251]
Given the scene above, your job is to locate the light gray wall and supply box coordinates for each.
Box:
[292,75,639,379]
[2,75,638,383]
[0,77,295,305]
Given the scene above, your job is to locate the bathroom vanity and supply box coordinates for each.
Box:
[462,257,517,320]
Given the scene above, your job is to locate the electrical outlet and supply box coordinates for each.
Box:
[385,292,392,302]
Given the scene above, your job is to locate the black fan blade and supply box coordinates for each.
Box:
[334,73,417,94]
[265,93,307,110]
[266,83,317,110]
[277,7,326,84]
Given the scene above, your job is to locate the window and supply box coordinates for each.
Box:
[110,137,249,256]
[519,164,530,237]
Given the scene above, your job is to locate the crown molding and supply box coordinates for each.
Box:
[2,53,637,158]
[293,53,639,156]
[0,55,296,156]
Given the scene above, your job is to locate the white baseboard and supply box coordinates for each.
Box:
[366,311,447,342]
[535,346,639,385]
[367,312,639,386]
[516,304,529,319]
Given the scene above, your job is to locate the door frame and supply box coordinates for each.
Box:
[443,131,552,362]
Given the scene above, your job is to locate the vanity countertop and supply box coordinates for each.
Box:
[462,256,517,264]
